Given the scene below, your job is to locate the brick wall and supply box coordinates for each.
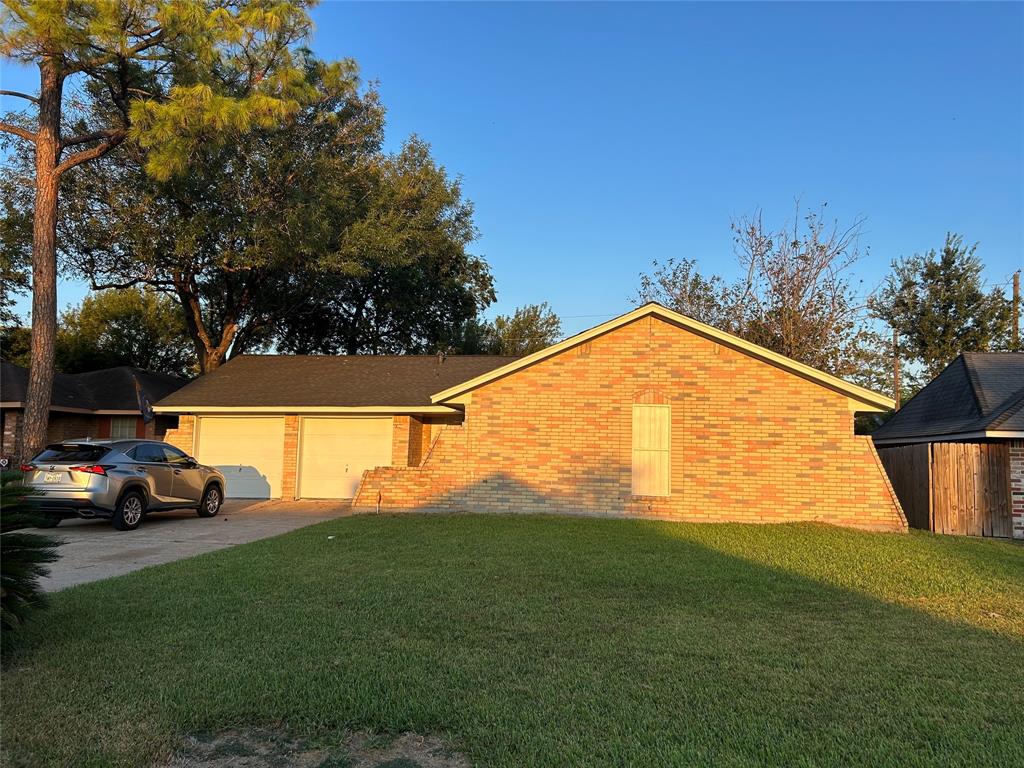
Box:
[1,409,20,457]
[354,315,907,532]
[282,416,300,500]
[1012,439,1024,540]
[46,413,106,443]
[163,414,196,454]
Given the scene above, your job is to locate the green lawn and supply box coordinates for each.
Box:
[3,514,1023,767]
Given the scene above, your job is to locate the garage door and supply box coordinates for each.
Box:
[298,417,393,499]
[195,417,285,498]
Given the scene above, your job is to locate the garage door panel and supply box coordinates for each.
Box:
[196,417,284,499]
[298,417,392,499]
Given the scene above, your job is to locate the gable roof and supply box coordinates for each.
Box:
[431,303,896,411]
[155,355,521,413]
[872,352,1024,444]
[1,361,187,413]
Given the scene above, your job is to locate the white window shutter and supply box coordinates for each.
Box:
[632,404,670,496]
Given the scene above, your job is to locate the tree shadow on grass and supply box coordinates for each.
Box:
[1,489,1023,768]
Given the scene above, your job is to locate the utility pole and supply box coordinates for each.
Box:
[1013,270,1020,352]
[893,328,901,410]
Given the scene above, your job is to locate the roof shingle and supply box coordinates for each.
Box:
[872,352,1024,442]
[1,361,187,411]
[156,355,521,409]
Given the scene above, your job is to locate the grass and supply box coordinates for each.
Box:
[2,514,1023,767]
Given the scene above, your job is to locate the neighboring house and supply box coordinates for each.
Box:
[0,361,186,460]
[156,304,905,532]
[873,353,1024,539]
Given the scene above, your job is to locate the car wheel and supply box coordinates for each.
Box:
[197,485,222,518]
[113,491,145,531]
[34,513,61,529]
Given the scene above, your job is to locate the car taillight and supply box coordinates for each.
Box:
[19,463,36,472]
[69,464,109,476]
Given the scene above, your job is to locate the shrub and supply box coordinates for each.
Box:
[1,472,61,651]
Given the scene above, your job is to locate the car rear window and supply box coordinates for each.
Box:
[32,444,111,463]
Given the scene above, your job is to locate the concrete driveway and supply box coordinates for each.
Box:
[39,500,349,592]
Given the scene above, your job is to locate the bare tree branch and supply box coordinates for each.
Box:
[0,89,40,104]
[54,131,127,175]
[62,128,122,148]
[0,121,37,143]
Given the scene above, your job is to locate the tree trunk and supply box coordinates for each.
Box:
[17,58,63,462]
[175,280,237,373]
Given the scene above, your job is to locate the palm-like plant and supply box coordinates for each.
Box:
[1,472,60,650]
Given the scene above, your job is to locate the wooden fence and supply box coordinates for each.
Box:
[877,442,1013,538]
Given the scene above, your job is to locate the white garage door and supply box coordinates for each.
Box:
[195,417,285,498]
[298,417,393,499]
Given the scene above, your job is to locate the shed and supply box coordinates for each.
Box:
[872,353,1024,539]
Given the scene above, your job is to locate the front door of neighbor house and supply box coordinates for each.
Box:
[297,417,393,499]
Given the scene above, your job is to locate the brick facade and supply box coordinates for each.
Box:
[353,315,907,532]
[163,414,196,454]
[1012,439,1024,540]
[1,410,169,461]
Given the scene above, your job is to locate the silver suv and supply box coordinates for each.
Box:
[20,440,225,531]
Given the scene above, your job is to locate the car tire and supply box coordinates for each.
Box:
[34,513,61,528]
[197,485,222,518]
[112,491,145,531]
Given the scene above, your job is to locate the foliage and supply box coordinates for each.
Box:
[446,303,563,355]
[274,139,495,355]
[57,288,194,375]
[1,64,493,368]
[0,472,60,651]
[0,515,1021,765]
[638,205,888,390]
[487,302,563,355]
[2,289,192,375]
[869,233,1013,385]
[0,325,32,366]
[1,0,328,459]
[1,0,325,177]
[0,162,31,326]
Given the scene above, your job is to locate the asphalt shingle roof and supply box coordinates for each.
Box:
[156,355,522,409]
[1,361,187,411]
[872,352,1024,443]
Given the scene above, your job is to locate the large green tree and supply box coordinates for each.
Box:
[4,64,493,367]
[1,0,323,459]
[58,288,193,376]
[870,234,1012,385]
[2,289,193,375]
[447,303,563,356]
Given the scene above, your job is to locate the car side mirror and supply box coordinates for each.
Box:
[186,457,198,468]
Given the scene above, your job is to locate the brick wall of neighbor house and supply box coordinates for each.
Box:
[46,413,106,443]
[1,410,20,457]
[0,411,161,459]
[354,315,907,532]
[1011,439,1024,540]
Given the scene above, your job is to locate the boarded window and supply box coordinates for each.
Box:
[632,404,670,496]
[110,416,136,439]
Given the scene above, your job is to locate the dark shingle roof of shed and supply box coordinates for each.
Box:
[872,353,1024,442]
[156,355,522,409]
[1,361,187,411]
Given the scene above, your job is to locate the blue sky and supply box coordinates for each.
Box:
[3,1,1022,335]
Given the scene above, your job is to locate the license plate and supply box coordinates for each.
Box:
[44,472,62,483]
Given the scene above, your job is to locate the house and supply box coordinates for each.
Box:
[873,353,1024,539]
[0,361,186,460]
[154,354,519,499]
[155,304,906,531]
